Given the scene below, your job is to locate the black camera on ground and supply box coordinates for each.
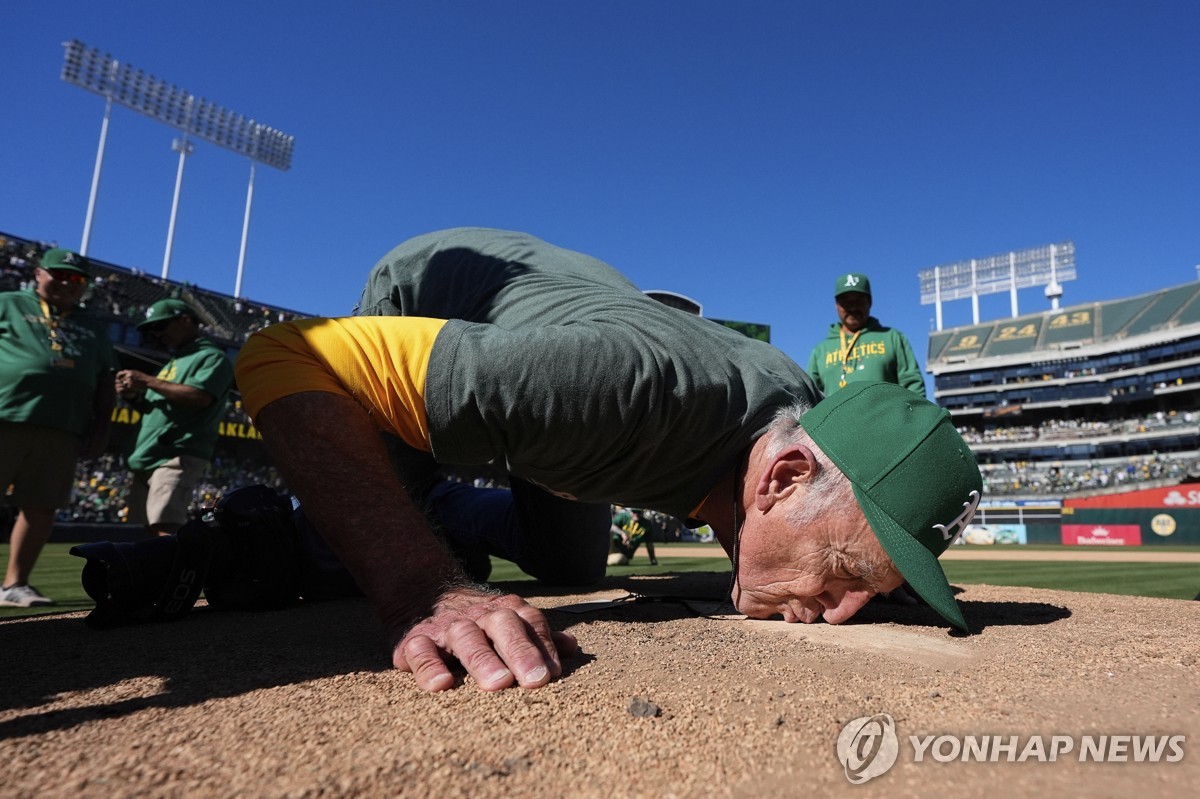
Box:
[70,485,308,630]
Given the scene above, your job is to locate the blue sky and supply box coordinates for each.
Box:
[3,2,1198,387]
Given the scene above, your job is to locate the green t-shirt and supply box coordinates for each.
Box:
[806,318,927,398]
[359,227,820,520]
[127,337,234,471]
[0,288,115,435]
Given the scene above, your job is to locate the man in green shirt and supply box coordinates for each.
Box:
[807,273,927,397]
[237,228,981,693]
[116,299,234,536]
[0,248,115,607]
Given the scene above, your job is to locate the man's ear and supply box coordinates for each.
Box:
[754,444,819,511]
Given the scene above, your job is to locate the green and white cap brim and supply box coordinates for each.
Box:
[800,381,982,631]
[854,484,967,630]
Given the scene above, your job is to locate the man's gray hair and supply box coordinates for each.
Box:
[765,399,860,529]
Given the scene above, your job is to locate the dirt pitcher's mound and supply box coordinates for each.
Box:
[2,577,1197,798]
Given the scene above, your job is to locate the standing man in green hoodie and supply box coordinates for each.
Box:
[807,273,926,398]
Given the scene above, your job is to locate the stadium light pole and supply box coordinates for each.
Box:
[162,135,194,280]
[1045,243,1064,311]
[1009,252,1019,317]
[970,259,980,324]
[235,160,256,299]
[60,40,294,294]
[80,84,116,256]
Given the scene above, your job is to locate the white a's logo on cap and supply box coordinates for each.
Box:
[933,489,981,544]
[843,274,860,288]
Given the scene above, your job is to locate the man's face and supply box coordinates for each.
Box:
[732,500,904,624]
[34,267,88,309]
[835,291,872,333]
[142,315,195,349]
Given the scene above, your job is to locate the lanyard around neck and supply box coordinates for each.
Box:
[839,326,864,366]
[838,326,865,387]
[38,297,65,353]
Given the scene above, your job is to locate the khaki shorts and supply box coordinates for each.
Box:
[127,455,209,527]
[0,422,81,509]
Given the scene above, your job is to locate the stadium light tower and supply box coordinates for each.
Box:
[918,242,1076,330]
[60,40,294,296]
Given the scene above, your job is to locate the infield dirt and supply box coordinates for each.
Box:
[2,574,1197,798]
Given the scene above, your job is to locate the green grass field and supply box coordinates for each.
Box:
[2,542,1196,621]
[940,561,1198,599]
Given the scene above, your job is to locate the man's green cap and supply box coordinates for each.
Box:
[834,273,871,298]
[138,298,196,329]
[39,248,91,275]
[800,382,982,631]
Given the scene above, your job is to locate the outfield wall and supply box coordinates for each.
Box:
[973,492,1200,546]
[1062,484,1200,546]
[973,502,1062,545]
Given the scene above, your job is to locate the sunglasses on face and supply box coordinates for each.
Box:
[46,270,89,285]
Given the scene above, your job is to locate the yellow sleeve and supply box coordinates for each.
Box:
[235,316,447,452]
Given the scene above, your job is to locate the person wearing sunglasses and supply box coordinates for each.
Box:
[0,248,116,607]
[115,299,234,537]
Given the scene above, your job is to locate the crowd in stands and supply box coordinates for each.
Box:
[57,455,698,537]
[0,236,44,288]
[958,409,1198,446]
[963,410,1199,495]
[59,454,284,525]
[2,234,304,345]
[980,452,1194,496]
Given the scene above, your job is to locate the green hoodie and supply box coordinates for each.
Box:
[806,317,926,398]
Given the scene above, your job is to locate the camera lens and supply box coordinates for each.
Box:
[70,521,219,628]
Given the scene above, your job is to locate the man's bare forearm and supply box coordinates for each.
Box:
[255,391,465,631]
[116,369,213,407]
[144,379,213,407]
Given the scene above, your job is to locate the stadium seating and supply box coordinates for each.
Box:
[929,277,1200,498]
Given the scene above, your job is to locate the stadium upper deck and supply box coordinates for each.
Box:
[928,278,1200,473]
[930,280,1200,366]
[1,232,309,362]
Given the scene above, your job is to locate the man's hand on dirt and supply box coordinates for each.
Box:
[392,587,579,692]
